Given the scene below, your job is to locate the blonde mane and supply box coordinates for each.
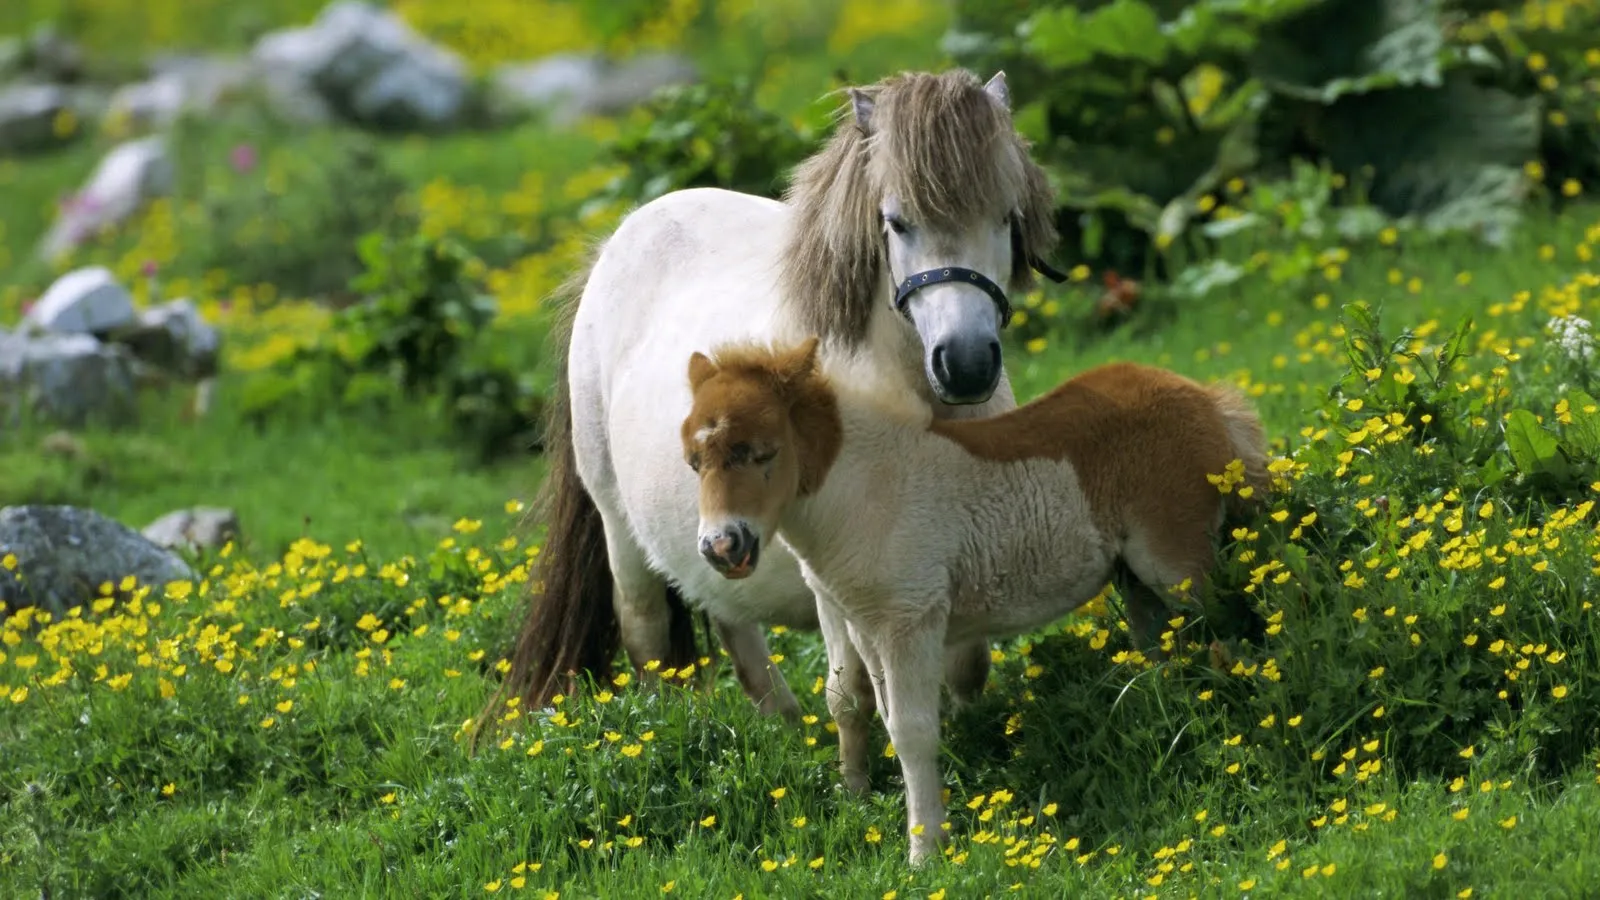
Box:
[779,69,1059,347]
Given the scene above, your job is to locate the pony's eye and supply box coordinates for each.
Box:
[885,214,909,235]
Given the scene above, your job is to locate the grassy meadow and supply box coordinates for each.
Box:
[5,1,1600,898]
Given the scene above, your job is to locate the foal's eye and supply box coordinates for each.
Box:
[688,454,702,473]
[752,448,778,465]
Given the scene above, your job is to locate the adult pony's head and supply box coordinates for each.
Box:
[781,69,1059,405]
[681,337,840,579]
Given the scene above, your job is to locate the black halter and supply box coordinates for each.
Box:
[888,219,1068,328]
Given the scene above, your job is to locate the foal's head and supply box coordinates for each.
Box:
[681,337,841,579]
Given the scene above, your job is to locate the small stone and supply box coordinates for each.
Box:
[114,298,221,379]
[23,266,136,335]
[141,507,241,552]
[38,137,173,262]
[0,83,73,155]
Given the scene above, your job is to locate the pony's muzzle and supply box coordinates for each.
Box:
[699,523,760,579]
[929,336,1002,405]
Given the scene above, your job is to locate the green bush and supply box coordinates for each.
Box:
[171,117,417,300]
[241,233,544,463]
[589,78,819,209]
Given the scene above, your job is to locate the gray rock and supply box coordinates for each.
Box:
[0,506,195,619]
[21,25,85,83]
[252,0,469,131]
[490,51,696,124]
[587,53,698,115]
[0,83,73,155]
[38,136,172,262]
[108,56,256,131]
[141,507,240,552]
[490,54,606,124]
[0,332,139,427]
[23,266,136,335]
[113,297,221,379]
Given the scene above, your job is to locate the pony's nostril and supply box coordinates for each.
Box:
[987,339,1001,373]
[931,345,949,382]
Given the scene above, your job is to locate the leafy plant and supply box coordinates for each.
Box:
[946,0,1545,276]
[590,78,819,208]
[241,232,543,462]
[172,118,417,300]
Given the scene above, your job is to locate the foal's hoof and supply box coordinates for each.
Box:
[842,770,871,795]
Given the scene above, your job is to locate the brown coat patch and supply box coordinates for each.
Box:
[930,362,1270,552]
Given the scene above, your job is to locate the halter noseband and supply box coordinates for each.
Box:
[888,221,1068,328]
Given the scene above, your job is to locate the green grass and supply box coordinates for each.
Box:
[0,383,546,562]
[5,3,1600,896]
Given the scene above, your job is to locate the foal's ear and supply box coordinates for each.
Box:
[849,88,876,134]
[778,336,821,386]
[984,71,1010,111]
[688,351,717,391]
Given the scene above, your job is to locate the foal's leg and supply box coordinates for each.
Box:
[864,605,950,866]
[1113,565,1174,654]
[943,637,991,706]
[713,619,802,722]
[816,601,874,794]
[1121,520,1217,655]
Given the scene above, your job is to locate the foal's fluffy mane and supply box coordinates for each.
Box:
[779,69,1059,348]
[705,340,932,431]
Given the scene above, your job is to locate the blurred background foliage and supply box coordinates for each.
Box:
[2,0,1598,469]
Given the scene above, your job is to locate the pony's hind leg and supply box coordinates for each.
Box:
[943,637,991,706]
[601,525,679,676]
[713,619,802,722]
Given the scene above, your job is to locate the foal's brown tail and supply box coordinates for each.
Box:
[473,248,700,749]
[1206,383,1272,518]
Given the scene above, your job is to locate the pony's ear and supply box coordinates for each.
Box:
[688,351,718,391]
[984,71,1010,111]
[849,88,875,134]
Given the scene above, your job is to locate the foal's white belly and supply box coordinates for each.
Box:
[568,188,818,626]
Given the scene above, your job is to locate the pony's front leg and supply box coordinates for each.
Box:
[713,619,801,722]
[816,600,874,794]
[867,606,950,866]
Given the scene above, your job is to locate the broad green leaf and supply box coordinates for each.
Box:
[1504,409,1568,480]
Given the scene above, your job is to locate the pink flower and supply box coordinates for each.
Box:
[141,260,159,278]
[229,144,258,174]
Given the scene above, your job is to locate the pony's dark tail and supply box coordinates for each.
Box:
[473,242,702,750]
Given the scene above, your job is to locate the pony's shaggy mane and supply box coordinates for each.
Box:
[779,69,1059,348]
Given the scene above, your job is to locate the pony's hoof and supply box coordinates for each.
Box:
[906,838,944,868]
[761,696,803,724]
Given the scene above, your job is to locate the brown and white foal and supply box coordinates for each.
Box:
[681,337,1269,865]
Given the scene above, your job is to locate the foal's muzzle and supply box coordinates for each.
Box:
[700,523,760,580]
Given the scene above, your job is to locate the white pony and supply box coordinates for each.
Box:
[680,337,1271,864]
[488,70,1062,721]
